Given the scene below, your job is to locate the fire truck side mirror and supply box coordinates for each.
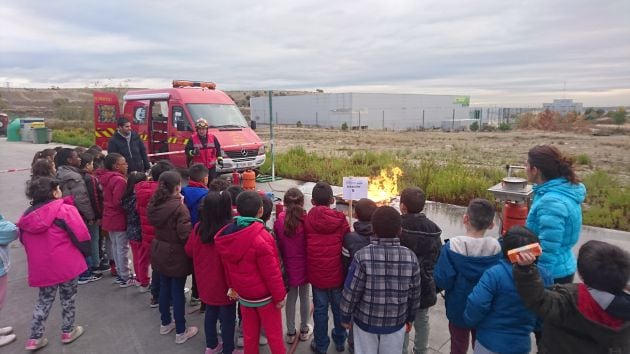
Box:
[250,120,257,130]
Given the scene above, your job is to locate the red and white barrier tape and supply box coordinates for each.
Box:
[0,167,31,174]
[147,150,186,157]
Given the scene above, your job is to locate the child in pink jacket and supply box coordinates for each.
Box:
[17,177,91,351]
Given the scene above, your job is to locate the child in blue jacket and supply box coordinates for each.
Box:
[464,226,552,354]
[434,199,502,354]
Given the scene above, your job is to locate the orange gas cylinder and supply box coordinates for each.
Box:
[502,201,529,235]
[242,170,256,190]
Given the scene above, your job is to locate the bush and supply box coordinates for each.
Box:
[498,122,511,131]
[52,128,94,147]
[341,122,348,131]
[469,121,479,131]
[296,120,303,128]
[576,153,591,165]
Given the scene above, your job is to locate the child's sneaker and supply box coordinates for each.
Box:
[61,326,84,344]
[160,322,175,335]
[310,341,325,354]
[189,296,201,306]
[259,335,268,345]
[175,326,198,344]
[335,343,344,352]
[138,284,151,293]
[150,297,159,308]
[0,326,13,335]
[299,324,313,341]
[119,278,137,288]
[25,337,48,351]
[0,334,16,347]
[112,276,124,285]
[286,330,297,344]
[78,273,103,284]
[205,342,223,354]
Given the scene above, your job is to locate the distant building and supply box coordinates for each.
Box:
[542,99,583,114]
[250,93,471,130]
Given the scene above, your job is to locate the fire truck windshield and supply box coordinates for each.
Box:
[186,104,248,128]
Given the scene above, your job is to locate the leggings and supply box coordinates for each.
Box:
[30,278,78,339]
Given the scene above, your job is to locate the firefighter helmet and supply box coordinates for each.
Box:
[195,118,209,129]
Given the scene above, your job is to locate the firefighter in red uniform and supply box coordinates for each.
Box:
[185,118,223,181]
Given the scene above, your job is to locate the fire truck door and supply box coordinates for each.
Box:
[169,105,192,167]
[93,92,120,150]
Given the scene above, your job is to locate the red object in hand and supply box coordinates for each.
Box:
[276,202,284,215]
[507,243,542,263]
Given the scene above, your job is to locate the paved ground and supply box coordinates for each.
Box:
[1,138,629,354]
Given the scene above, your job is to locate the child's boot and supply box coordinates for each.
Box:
[61,326,84,344]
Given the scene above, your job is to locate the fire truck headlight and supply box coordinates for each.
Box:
[258,145,265,155]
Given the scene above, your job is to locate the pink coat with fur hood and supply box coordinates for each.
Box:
[17,198,90,287]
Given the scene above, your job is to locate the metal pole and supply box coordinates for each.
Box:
[452,109,455,130]
[382,110,385,130]
[315,112,318,127]
[268,90,275,181]
[422,109,425,129]
[358,111,361,130]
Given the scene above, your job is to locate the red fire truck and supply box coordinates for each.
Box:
[93,80,265,172]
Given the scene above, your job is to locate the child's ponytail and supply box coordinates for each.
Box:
[148,171,181,208]
[283,187,305,236]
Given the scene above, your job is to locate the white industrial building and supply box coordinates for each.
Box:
[542,99,583,114]
[250,93,471,130]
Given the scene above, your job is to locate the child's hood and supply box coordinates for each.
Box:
[215,221,265,263]
[147,196,182,227]
[306,206,347,234]
[181,186,208,208]
[17,199,68,234]
[533,177,586,205]
[445,241,502,279]
[95,169,125,188]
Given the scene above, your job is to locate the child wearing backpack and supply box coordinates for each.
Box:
[17,177,91,350]
[181,163,210,307]
[274,188,313,344]
[122,171,148,291]
[305,182,351,354]
[185,191,243,354]
[398,187,443,354]
[216,191,287,354]
[464,226,552,354]
[434,198,502,354]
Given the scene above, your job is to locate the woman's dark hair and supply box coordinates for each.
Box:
[528,145,578,184]
[31,148,56,166]
[502,226,539,258]
[79,152,94,169]
[283,187,305,236]
[104,153,124,171]
[125,171,147,198]
[149,171,181,207]
[578,240,630,294]
[54,148,76,168]
[31,159,56,179]
[26,177,59,204]
[261,196,273,223]
[197,191,233,243]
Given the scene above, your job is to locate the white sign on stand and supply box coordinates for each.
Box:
[342,177,368,201]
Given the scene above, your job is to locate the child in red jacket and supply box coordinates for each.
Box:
[185,191,242,354]
[305,182,350,354]
[216,191,287,354]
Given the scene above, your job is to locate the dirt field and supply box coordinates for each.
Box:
[256,126,630,185]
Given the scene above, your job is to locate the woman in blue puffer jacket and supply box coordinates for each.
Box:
[525,145,587,284]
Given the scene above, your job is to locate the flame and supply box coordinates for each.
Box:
[368,167,403,203]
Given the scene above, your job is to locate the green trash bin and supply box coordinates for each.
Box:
[33,127,49,144]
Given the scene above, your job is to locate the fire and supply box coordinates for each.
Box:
[368,167,403,203]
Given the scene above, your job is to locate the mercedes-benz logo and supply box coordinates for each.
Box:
[241,148,248,157]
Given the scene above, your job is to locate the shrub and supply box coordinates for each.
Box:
[498,122,511,131]
[52,128,94,147]
[576,153,591,165]
[469,121,479,131]
[341,122,348,131]
[296,120,303,128]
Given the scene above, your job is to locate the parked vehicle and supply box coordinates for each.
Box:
[93,80,265,172]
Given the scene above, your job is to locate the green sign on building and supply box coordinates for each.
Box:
[454,96,470,107]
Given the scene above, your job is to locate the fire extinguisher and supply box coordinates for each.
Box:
[232,171,241,185]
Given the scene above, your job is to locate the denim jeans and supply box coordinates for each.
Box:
[312,286,347,353]
[87,223,101,268]
[205,303,236,353]
[403,308,430,354]
[159,274,187,334]
[151,269,161,299]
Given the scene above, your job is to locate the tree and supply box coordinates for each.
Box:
[469,121,479,131]
[611,107,627,125]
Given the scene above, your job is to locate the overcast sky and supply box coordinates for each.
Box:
[1,0,629,106]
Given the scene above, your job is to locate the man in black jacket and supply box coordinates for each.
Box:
[107,118,150,173]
